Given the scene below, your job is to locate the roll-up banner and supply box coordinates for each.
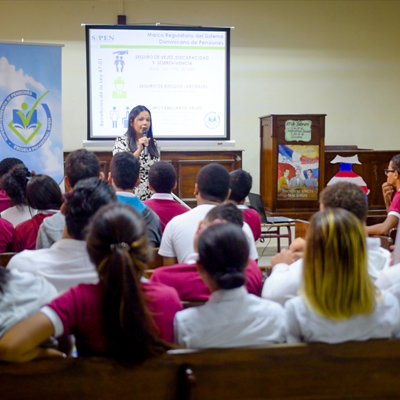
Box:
[0,43,63,184]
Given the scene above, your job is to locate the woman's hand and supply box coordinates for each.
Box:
[289,237,306,260]
[133,137,150,158]
[382,182,394,211]
[271,249,295,267]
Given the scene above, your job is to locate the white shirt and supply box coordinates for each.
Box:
[150,193,174,201]
[174,286,286,349]
[159,204,258,263]
[0,269,57,337]
[7,238,98,294]
[375,262,400,303]
[1,204,36,227]
[285,291,400,343]
[262,237,391,306]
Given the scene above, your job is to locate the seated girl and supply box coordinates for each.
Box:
[0,157,24,213]
[0,203,181,362]
[151,202,263,301]
[174,222,285,349]
[0,164,35,227]
[0,218,13,253]
[12,174,63,252]
[285,208,400,343]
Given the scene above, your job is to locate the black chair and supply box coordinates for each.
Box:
[247,193,293,252]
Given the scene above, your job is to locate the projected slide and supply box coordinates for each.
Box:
[86,26,230,141]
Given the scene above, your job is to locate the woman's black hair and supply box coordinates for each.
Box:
[26,174,63,210]
[1,164,31,208]
[197,223,249,290]
[0,158,24,178]
[126,105,159,158]
[86,202,170,362]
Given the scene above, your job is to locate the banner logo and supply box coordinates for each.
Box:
[0,90,52,152]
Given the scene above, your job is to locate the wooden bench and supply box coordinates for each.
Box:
[2,339,400,400]
[0,252,16,267]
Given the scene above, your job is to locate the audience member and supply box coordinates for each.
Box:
[366,154,400,235]
[7,178,116,294]
[0,268,57,337]
[285,208,400,343]
[159,163,258,264]
[0,218,13,253]
[144,161,189,232]
[262,182,390,305]
[151,202,263,300]
[229,169,261,240]
[0,158,24,213]
[174,222,285,349]
[375,263,400,302]
[0,203,180,363]
[109,152,161,247]
[36,149,103,249]
[0,164,35,227]
[12,175,62,252]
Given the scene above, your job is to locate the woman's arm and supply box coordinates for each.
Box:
[0,312,62,363]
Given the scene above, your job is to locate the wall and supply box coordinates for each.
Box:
[1,0,399,191]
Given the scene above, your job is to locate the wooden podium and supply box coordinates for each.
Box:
[260,114,326,218]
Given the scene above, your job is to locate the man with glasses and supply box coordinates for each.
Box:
[366,154,400,235]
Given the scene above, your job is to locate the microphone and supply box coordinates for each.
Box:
[142,129,148,156]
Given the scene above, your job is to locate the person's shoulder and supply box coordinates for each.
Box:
[113,134,128,153]
[114,133,127,142]
[0,217,13,230]
[8,248,42,267]
[243,207,259,217]
[174,303,201,325]
[380,290,400,307]
[391,190,400,204]
[248,292,284,312]
[166,207,192,226]
[8,268,58,295]
[143,204,160,220]
[142,279,180,299]
[284,295,306,312]
[41,212,65,228]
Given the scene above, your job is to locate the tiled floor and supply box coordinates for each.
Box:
[256,226,294,267]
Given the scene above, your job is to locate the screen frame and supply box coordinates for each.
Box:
[85,24,231,142]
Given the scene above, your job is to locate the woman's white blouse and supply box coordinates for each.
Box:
[285,291,400,343]
[113,134,160,201]
[174,286,286,349]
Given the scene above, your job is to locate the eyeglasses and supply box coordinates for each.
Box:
[384,169,396,176]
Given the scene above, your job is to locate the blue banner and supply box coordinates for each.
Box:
[0,43,63,183]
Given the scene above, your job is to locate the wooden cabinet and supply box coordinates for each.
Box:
[260,114,326,218]
[64,149,242,208]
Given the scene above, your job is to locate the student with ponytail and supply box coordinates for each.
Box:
[0,203,181,363]
[174,222,285,349]
[0,163,35,227]
[285,208,400,343]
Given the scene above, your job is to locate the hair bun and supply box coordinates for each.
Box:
[215,271,245,290]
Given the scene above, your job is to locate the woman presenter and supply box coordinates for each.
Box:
[113,105,160,201]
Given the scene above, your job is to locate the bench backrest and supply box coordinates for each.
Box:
[2,339,400,400]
